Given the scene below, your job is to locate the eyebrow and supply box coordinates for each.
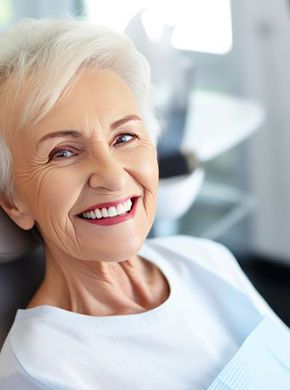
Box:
[37,114,142,145]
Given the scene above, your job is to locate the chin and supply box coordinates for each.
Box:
[104,233,147,262]
[76,228,148,263]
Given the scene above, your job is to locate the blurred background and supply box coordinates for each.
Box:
[0,0,289,328]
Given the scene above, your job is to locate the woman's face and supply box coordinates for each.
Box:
[7,69,159,262]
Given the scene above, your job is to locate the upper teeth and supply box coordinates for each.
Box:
[82,199,133,219]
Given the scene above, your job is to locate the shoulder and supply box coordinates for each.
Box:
[146,235,240,282]
[0,313,80,387]
[0,323,47,389]
[4,314,69,379]
[146,235,275,317]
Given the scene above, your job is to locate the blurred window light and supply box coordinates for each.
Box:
[85,0,154,32]
[0,0,12,27]
[85,0,232,55]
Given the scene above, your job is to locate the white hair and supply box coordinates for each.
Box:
[0,18,160,200]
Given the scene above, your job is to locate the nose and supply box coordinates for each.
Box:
[88,148,128,191]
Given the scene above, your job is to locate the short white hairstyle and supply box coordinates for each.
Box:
[0,18,160,201]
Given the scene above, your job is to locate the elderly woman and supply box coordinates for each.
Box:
[0,18,289,390]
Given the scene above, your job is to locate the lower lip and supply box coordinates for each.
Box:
[79,197,139,226]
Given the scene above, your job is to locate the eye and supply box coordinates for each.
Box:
[49,147,77,161]
[113,133,136,146]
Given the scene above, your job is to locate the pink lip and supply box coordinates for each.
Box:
[80,194,138,214]
[79,196,139,226]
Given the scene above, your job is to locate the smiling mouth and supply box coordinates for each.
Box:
[78,197,138,220]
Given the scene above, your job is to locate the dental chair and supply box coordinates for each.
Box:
[0,208,44,350]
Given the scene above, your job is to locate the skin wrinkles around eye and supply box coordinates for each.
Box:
[48,132,137,162]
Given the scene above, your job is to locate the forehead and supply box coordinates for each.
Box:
[33,68,140,136]
[3,68,143,163]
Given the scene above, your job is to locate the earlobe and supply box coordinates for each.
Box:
[0,195,35,231]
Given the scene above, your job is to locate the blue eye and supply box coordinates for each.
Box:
[49,148,76,161]
[114,133,135,145]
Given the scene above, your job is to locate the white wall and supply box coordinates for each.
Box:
[236,0,290,262]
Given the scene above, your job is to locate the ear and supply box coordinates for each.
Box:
[0,193,35,231]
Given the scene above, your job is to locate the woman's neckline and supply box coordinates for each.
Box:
[16,241,180,334]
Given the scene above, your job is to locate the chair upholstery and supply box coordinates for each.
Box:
[0,208,44,349]
[0,208,40,264]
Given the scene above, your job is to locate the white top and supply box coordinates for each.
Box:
[0,235,276,390]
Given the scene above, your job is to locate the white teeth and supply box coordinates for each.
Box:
[108,206,117,217]
[123,201,129,212]
[117,203,126,215]
[81,197,136,219]
[123,199,132,212]
[95,209,102,219]
[90,210,96,219]
[101,208,109,218]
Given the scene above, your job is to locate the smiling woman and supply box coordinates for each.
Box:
[7,66,159,266]
[0,17,290,390]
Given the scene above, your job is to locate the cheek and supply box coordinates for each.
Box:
[122,144,159,226]
[15,164,80,230]
[124,144,159,193]
[32,169,83,250]
[38,169,81,216]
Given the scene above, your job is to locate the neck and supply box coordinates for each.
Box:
[31,244,165,316]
